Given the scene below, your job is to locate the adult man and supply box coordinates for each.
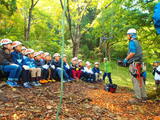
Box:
[123,28,147,102]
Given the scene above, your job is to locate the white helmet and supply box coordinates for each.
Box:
[12,41,22,48]
[0,39,12,46]
[44,52,50,57]
[78,59,82,63]
[86,61,91,66]
[39,51,44,55]
[22,46,27,50]
[34,52,41,57]
[25,49,34,55]
[53,53,60,58]
[127,28,137,34]
[94,62,100,65]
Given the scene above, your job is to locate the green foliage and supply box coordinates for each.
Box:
[0,0,160,62]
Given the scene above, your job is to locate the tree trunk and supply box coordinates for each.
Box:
[24,0,39,41]
[106,42,111,61]
[72,39,80,57]
[25,7,32,41]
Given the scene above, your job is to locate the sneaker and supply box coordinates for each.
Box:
[13,81,21,87]
[23,82,32,88]
[6,81,17,87]
[67,78,74,82]
[35,81,41,86]
[62,80,68,83]
[31,81,39,86]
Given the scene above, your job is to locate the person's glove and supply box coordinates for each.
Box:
[23,65,30,70]
[42,65,49,69]
[51,65,55,69]
[123,59,128,66]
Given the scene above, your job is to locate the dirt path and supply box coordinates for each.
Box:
[0,81,159,120]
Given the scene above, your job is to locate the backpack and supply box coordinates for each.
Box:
[153,2,160,35]
[104,84,117,93]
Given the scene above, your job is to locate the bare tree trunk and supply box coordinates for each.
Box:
[24,0,39,41]
[24,16,27,40]
[25,8,32,41]
[106,42,111,61]
[72,38,80,57]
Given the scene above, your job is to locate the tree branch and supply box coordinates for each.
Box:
[33,0,40,7]
[81,0,115,36]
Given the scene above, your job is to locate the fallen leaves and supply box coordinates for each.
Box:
[0,81,159,120]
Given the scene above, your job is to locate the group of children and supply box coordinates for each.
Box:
[0,38,159,96]
[0,39,113,88]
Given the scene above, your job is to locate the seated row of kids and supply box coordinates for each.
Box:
[0,39,112,88]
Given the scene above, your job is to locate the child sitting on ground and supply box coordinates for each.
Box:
[34,52,49,84]
[23,49,42,86]
[11,41,32,88]
[44,53,56,82]
[70,57,81,80]
[63,54,73,80]
[153,61,160,95]
[0,39,22,87]
[83,61,95,83]
[92,62,102,82]
[78,59,84,78]
[51,53,72,82]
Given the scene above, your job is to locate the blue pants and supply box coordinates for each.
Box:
[56,68,69,81]
[2,65,22,81]
[103,72,112,84]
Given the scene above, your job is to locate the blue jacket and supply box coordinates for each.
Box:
[51,59,62,68]
[63,62,70,71]
[11,51,24,66]
[35,59,45,68]
[92,67,100,74]
[23,56,36,68]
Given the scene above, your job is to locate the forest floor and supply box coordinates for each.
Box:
[0,79,159,120]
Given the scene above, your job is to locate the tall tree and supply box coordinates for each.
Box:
[25,0,39,41]
[60,0,114,57]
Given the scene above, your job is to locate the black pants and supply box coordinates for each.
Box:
[42,69,49,80]
[103,72,112,84]
[21,69,30,83]
[82,72,95,83]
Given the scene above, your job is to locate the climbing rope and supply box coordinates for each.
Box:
[56,0,67,119]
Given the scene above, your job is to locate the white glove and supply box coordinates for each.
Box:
[42,65,49,69]
[100,71,102,74]
[66,64,70,69]
[23,65,30,70]
[51,65,55,69]
[10,64,19,67]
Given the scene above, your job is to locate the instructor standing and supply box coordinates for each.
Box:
[123,28,147,102]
